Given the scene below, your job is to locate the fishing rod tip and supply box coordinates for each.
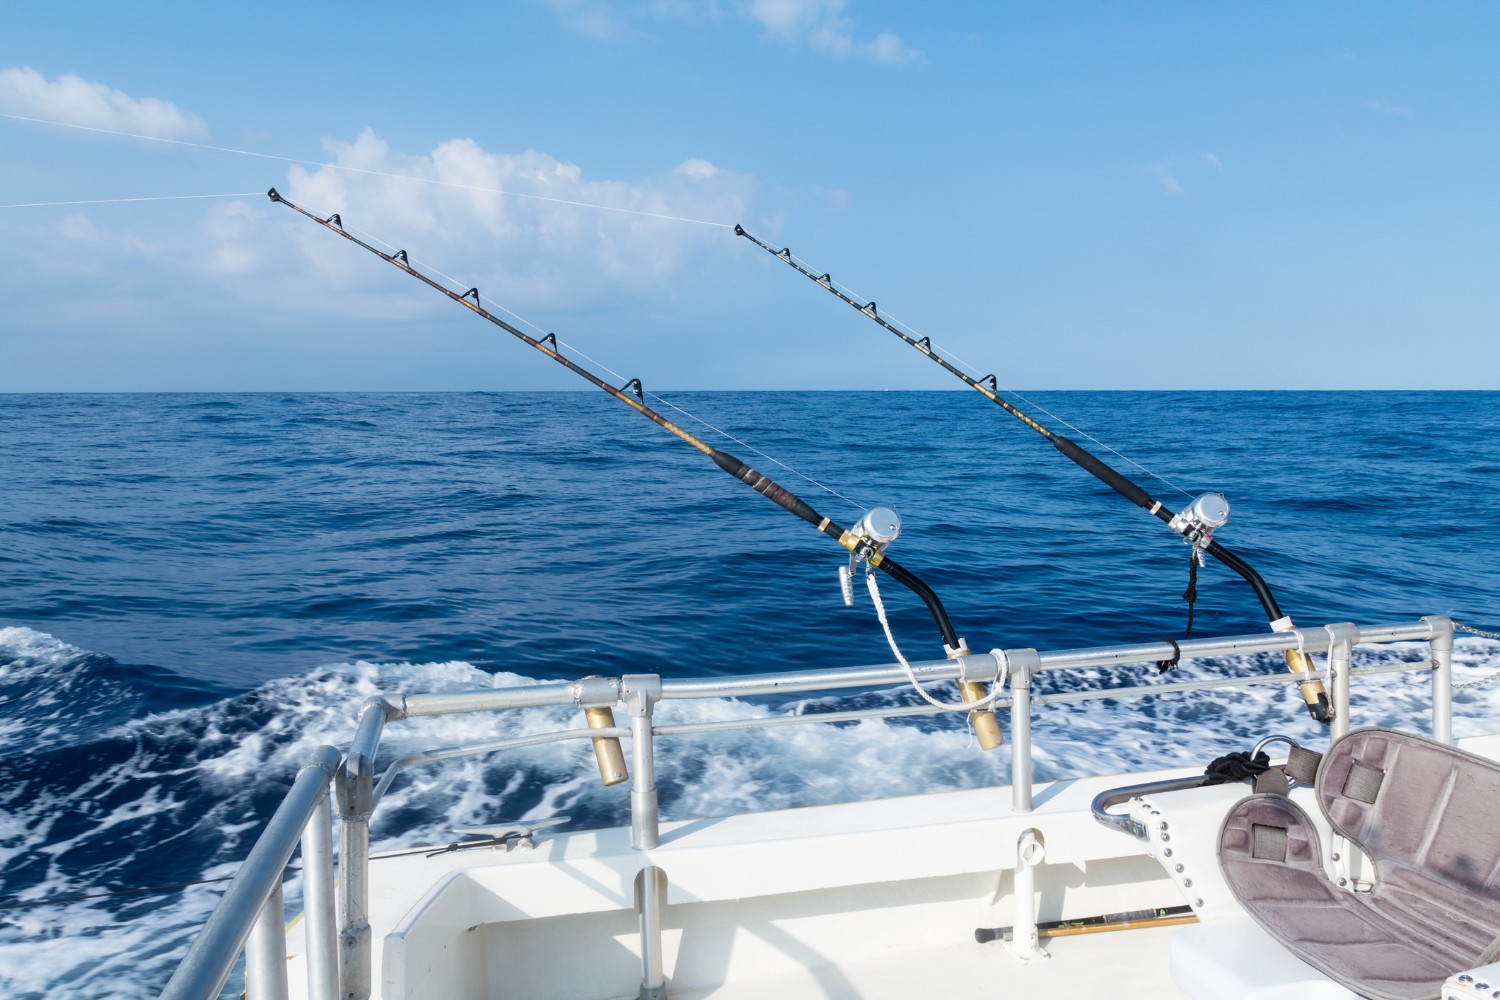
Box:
[733,223,746,236]
[267,187,282,203]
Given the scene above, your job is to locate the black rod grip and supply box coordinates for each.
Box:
[1204,541,1283,623]
[1050,436,1155,510]
[875,555,962,652]
[709,451,822,526]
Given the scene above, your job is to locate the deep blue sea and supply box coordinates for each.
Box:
[2,390,1498,997]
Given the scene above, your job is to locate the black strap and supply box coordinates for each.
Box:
[1182,552,1199,639]
[1156,554,1200,673]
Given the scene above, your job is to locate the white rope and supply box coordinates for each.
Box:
[863,568,1004,712]
[2,112,733,228]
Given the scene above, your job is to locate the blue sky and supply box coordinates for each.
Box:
[2,2,1496,391]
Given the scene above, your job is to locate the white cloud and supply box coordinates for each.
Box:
[865,31,920,65]
[262,129,755,315]
[544,0,627,39]
[0,66,205,139]
[676,158,720,179]
[1201,151,1223,170]
[747,0,824,37]
[747,0,921,63]
[542,0,921,64]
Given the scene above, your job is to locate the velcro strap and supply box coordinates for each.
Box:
[1252,823,1289,862]
[1253,767,1290,795]
[1285,745,1323,785]
[1342,762,1385,804]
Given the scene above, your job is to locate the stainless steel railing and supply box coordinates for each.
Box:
[160,616,1456,999]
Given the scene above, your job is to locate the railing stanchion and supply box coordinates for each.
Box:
[1424,615,1455,745]
[1325,624,1359,743]
[624,675,663,850]
[1005,649,1039,813]
[635,865,670,999]
[246,880,290,1000]
[304,789,339,1000]
[338,701,388,1000]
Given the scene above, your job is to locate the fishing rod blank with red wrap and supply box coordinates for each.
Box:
[734,224,1330,723]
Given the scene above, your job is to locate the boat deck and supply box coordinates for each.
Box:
[672,923,1183,999]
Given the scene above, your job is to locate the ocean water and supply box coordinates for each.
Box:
[2,389,1498,997]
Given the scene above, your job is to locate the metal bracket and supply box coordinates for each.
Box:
[453,817,567,852]
[573,674,623,709]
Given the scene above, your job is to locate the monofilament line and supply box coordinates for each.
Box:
[786,247,1197,502]
[0,193,261,209]
[330,210,867,513]
[2,112,734,229]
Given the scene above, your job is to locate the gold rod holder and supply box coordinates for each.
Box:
[584,706,629,786]
[960,681,1004,751]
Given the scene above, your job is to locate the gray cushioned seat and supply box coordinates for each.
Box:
[1218,729,1500,1000]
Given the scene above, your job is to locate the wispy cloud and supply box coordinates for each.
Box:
[1201,151,1222,170]
[747,0,922,63]
[542,0,921,64]
[1364,99,1412,116]
[543,0,629,39]
[1142,162,1182,196]
[260,129,755,315]
[0,66,205,139]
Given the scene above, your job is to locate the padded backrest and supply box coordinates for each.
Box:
[1217,730,1500,1000]
[1317,729,1500,898]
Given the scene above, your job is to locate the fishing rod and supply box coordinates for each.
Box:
[735,225,1331,724]
[267,189,1004,753]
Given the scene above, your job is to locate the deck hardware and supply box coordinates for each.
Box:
[452,818,567,852]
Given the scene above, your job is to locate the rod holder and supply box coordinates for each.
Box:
[960,681,1004,751]
[585,706,629,786]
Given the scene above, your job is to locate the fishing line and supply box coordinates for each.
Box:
[0,192,261,209]
[327,208,868,514]
[2,112,733,228]
[741,225,1333,723]
[784,247,1195,501]
[272,189,1006,750]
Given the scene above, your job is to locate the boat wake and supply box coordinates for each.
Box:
[2,626,1498,998]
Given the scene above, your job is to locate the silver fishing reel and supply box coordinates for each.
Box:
[840,506,902,606]
[1169,493,1230,562]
